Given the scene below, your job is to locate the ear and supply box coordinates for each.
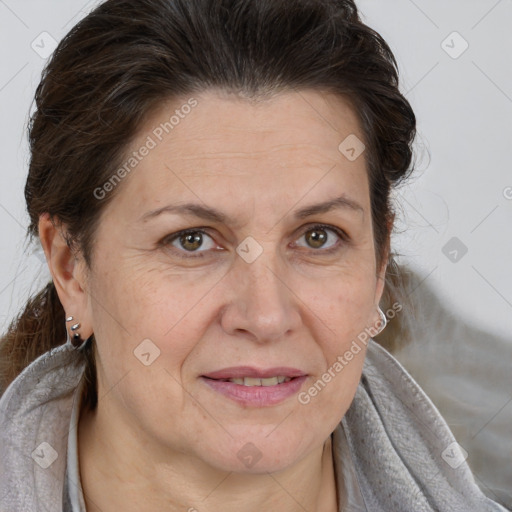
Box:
[38,213,93,339]
[373,213,394,307]
[374,259,387,310]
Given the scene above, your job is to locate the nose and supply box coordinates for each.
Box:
[219,250,302,343]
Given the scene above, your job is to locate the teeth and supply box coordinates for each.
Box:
[227,376,292,386]
[244,377,264,386]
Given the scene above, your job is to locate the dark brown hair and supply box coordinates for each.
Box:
[0,0,415,408]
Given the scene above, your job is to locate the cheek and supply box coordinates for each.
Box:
[87,263,197,426]
[88,258,221,388]
[296,340,367,443]
[91,254,192,337]
[307,268,377,335]
[302,271,375,394]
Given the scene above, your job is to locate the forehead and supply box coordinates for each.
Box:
[104,89,369,218]
[151,88,361,155]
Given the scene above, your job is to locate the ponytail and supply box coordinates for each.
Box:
[0,281,65,394]
[0,281,97,410]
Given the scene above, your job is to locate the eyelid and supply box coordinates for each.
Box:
[290,223,349,253]
[297,223,348,242]
[160,228,219,259]
[160,223,349,258]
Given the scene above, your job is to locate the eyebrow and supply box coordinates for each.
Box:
[139,194,364,224]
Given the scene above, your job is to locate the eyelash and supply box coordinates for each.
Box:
[160,224,349,260]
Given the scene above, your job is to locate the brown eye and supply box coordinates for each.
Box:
[305,228,329,249]
[163,229,218,258]
[295,224,346,252]
[179,232,204,251]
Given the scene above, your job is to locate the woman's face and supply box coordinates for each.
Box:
[82,89,386,473]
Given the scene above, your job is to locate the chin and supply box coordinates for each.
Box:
[198,432,312,475]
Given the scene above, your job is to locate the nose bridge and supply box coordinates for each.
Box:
[247,249,284,301]
[245,245,286,310]
[223,241,300,340]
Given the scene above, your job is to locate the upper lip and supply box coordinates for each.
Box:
[202,366,307,379]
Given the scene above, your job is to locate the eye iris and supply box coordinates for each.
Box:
[174,228,334,253]
[180,232,203,251]
[306,228,327,249]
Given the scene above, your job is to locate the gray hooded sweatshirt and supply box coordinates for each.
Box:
[0,338,509,511]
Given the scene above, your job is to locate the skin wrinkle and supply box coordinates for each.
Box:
[169,144,336,159]
[42,88,387,512]
[137,196,365,239]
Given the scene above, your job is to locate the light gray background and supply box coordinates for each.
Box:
[1,0,511,340]
[1,0,512,506]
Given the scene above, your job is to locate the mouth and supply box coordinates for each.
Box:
[202,366,306,380]
[200,366,308,406]
[204,375,294,386]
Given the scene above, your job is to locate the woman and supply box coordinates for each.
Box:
[0,0,508,511]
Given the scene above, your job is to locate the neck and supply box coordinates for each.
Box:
[77,404,339,512]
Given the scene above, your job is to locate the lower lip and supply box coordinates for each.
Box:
[200,376,308,407]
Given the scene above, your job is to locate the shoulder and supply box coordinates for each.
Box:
[0,343,85,511]
[339,339,508,511]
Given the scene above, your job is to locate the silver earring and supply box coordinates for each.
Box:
[375,307,387,335]
[66,316,93,350]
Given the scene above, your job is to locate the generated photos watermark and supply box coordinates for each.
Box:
[93,98,198,200]
[298,302,402,405]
